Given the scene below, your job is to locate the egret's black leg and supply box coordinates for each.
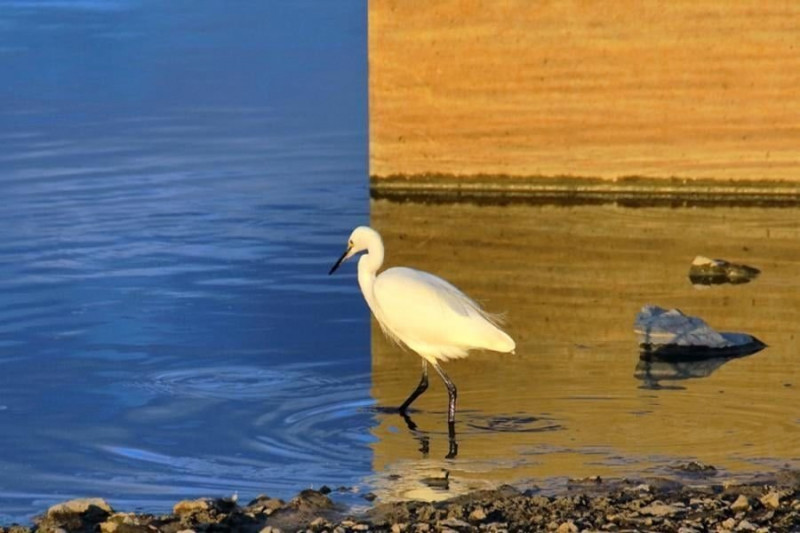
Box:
[399,360,428,413]
[432,362,457,424]
[446,421,458,459]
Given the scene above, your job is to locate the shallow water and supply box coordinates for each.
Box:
[369,200,800,501]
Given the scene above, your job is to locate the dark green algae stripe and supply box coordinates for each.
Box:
[370,174,800,207]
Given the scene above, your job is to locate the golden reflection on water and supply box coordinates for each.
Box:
[368,200,800,500]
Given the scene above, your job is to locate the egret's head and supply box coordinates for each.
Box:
[328,226,380,275]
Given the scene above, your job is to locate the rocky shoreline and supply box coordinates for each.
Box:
[8,469,800,532]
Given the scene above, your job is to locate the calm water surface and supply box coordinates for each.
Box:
[2,0,800,525]
[0,1,369,522]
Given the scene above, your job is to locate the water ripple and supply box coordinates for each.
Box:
[140,365,342,401]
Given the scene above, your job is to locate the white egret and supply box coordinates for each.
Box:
[329,226,515,432]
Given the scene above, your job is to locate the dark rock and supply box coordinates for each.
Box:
[688,256,760,286]
[289,489,334,513]
[245,494,285,515]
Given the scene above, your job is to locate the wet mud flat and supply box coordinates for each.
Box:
[9,469,800,532]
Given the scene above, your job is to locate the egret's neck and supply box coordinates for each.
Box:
[357,239,384,314]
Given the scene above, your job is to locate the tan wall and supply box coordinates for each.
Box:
[370,1,800,180]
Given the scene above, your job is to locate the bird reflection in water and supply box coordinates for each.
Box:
[398,409,457,459]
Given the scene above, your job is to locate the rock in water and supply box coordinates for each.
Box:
[635,305,765,360]
[688,256,760,286]
[36,498,113,533]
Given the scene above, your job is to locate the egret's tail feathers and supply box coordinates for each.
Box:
[490,328,516,353]
[473,308,515,353]
[483,309,508,326]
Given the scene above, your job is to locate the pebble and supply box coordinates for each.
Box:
[555,521,578,533]
[639,502,683,517]
[736,519,757,531]
[468,507,487,522]
[20,474,800,533]
[729,495,750,513]
[440,517,470,528]
[759,491,781,509]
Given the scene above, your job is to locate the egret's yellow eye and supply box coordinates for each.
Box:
[348,240,353,247]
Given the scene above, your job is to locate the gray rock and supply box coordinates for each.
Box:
[634,305,765,364]
[636,306,756,349]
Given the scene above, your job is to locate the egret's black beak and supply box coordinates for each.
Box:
[328,247,351,275]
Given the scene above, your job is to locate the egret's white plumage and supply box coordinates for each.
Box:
[374,266,515,362]
[329,225,515,433]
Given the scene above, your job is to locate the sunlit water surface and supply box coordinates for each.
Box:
[369,200,800,501]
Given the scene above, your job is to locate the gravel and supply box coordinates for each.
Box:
[6,469,800,532]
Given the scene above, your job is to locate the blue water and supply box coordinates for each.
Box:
[0,1,369,522]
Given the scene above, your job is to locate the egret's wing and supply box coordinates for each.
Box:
[377,267,487,317]
[373,267,508,356]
